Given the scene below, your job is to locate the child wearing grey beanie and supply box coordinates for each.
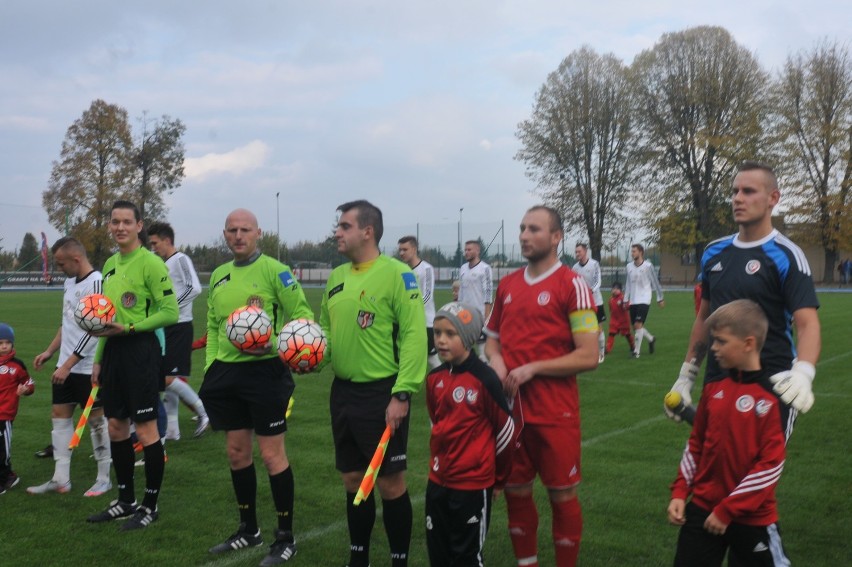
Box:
[433,302,484,352]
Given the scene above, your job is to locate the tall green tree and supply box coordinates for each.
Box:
[132,112,186,222]
[631,26,769,274]
[42,99,133,267]
[773,40,852,282]
[516,46,639,259]
[17,232,40,269]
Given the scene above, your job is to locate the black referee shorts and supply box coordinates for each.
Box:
[100,333,162,423]
[330,376,409,475]
[200,357,294,436]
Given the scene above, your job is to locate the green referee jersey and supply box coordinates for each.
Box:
[95,246,179,363]
[206,254,314,370]
[320,254,427,395]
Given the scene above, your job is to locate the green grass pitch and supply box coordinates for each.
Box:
[0,287,849,565]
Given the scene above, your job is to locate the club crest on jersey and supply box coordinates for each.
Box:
[246,295,264,309]
[357,310,375,329]
[0,366,9,374]
[745,260,761,275]
[452,386,466,403]
[736,395,755,413]
[466,389,478,404]
[537,291,551,306]
[121,292,137,308]
[755,399,773,417]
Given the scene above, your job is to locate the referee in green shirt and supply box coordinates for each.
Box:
[321,200,427,567]
[86,201,178,530]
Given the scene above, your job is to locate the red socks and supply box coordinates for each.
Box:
[551,497,582,567]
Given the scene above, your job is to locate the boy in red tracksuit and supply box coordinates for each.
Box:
[606,282,635,355]
[667,299,789,566]
[426,302,517,566]
[0,323,36,493]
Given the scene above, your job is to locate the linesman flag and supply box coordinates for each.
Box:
[353,425,392,505]
[69,386,99,449]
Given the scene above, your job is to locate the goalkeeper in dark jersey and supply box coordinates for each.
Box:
[321,200,427,567]
[201,209,314,567]
[86,200,178,531]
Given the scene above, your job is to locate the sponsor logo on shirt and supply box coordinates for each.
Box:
[466,389,478,404]
[402,272,418,290]
[328,283,344,299]
[279,271,295,287]
[755,399,773,417]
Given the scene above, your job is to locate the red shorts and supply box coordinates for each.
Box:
[507,421,581,489]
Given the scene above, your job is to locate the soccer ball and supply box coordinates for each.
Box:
[74,293,115,333]
[226,306,273,351]
[278,319,326,371]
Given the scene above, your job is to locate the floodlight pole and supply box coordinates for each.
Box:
[458,208,463,258]
[276,192,281,261]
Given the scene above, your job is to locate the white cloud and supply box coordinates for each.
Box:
[184,140,271,181]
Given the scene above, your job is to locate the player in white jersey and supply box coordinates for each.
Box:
[624,244,665,358]
[29,237,112,496]
[459,240,493,360]
[148,222,209,439]
[572,243,607,363]
[398,236,440,369]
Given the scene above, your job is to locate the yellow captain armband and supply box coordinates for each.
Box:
[569,309,599,334]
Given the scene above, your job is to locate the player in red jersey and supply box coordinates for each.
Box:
[606,282,635,355]
[485,205,600,567]
[668,300,789,566]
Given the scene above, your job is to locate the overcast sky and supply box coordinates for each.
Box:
[1,1,849,258]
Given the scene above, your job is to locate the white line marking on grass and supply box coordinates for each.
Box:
[582,415,667,448]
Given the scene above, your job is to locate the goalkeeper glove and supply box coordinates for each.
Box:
[665,362,699,422]
[769,361,815,413]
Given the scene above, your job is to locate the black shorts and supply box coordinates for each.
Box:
[629,304,650,325]
[100,333,162,423]
[53,372,103,410]
[427,327,436,356]
[674,502,789,566]
[163,321,193,377]
[330,376,409,475]
[200,357,294,436]
[425,481,493,566]
[595,305,607,323]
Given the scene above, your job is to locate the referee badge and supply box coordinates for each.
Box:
[247,295,264,309]
[121,292,137,308]
[357,310,375,329]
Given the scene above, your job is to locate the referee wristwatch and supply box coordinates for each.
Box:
[392,391,411,403]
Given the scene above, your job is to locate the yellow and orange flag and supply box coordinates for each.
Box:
[69,386,99,449]
[353,425,392,505]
